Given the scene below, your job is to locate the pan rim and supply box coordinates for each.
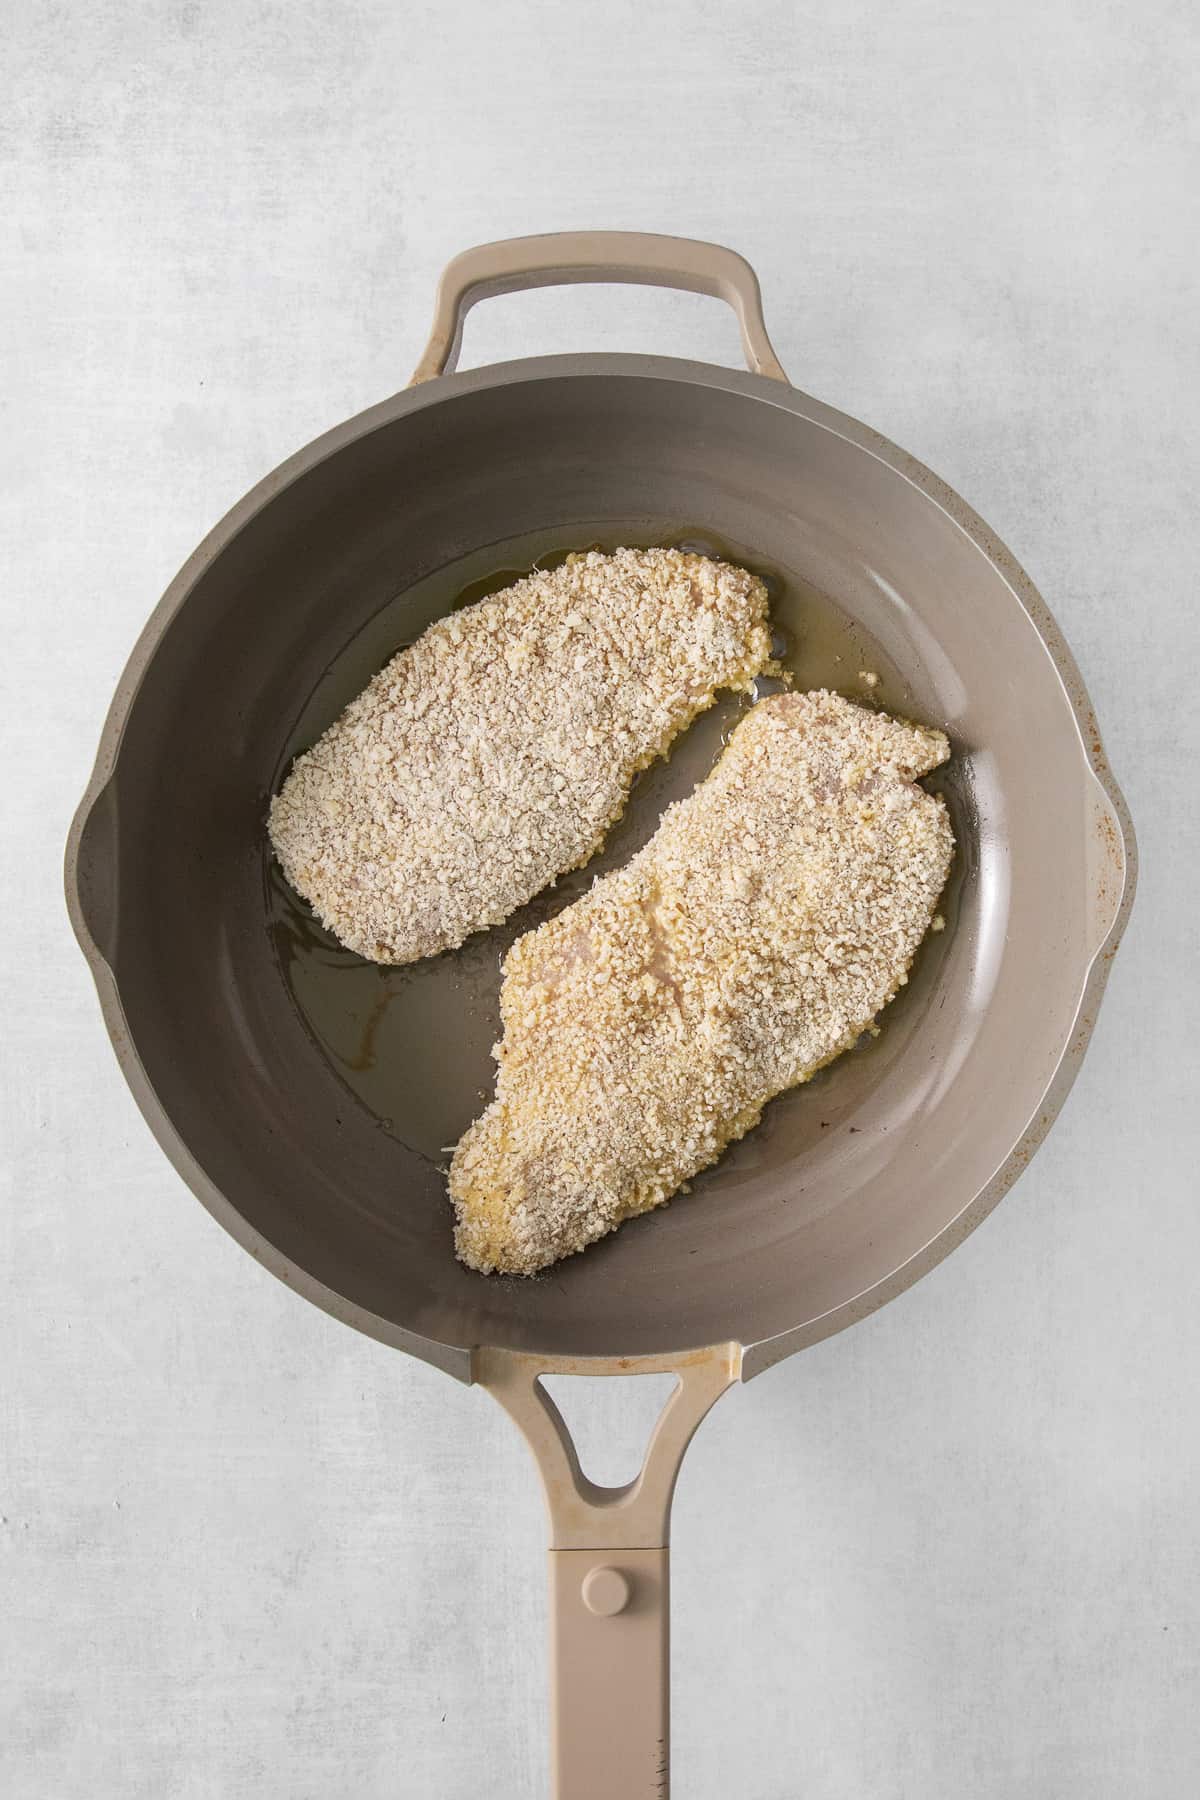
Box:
[65,352,1138,1381]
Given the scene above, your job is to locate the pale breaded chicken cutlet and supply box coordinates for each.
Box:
[269,548,772,962]
[451,690,954,1274]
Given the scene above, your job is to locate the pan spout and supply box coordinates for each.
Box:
[66,775,120,975]
[1085,770,1136,966]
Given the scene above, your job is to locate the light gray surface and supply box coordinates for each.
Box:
[4,2,1197,1795]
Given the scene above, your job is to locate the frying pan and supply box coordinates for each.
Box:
[66,232,1135,1797]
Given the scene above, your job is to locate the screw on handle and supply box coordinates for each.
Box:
[409,231,789,385]
[474,1344,741,1800]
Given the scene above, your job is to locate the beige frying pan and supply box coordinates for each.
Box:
[65,233,1135,1796]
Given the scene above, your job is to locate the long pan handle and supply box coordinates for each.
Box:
[474,1343,741,1800]
[409,231,789,385]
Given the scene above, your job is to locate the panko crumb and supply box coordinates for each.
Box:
[451,690,954,1275]
[268,549,772,963]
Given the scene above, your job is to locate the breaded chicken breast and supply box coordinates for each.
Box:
[451,691,954,1274]
[269,548,772,962]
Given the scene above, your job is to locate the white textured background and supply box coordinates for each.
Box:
[5,2,1198,1795]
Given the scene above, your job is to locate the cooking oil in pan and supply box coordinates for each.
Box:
[266,525,959,1171]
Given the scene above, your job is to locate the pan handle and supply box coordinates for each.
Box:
[409,231,789,386]
[473,1342,741,1800]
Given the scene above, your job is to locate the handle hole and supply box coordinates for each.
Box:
[538,1373,680,1490]
[454,285,748,376]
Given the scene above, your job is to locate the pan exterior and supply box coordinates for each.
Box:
[66,353,1135,1379]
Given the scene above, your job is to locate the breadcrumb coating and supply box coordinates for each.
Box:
[451,691,954,1274]
[268,548,772,962]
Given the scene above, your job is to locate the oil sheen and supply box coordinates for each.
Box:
[266,525,963,1171]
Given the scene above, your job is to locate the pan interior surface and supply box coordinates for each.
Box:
[266,523,959,1173]
[82,367,1109,1362]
